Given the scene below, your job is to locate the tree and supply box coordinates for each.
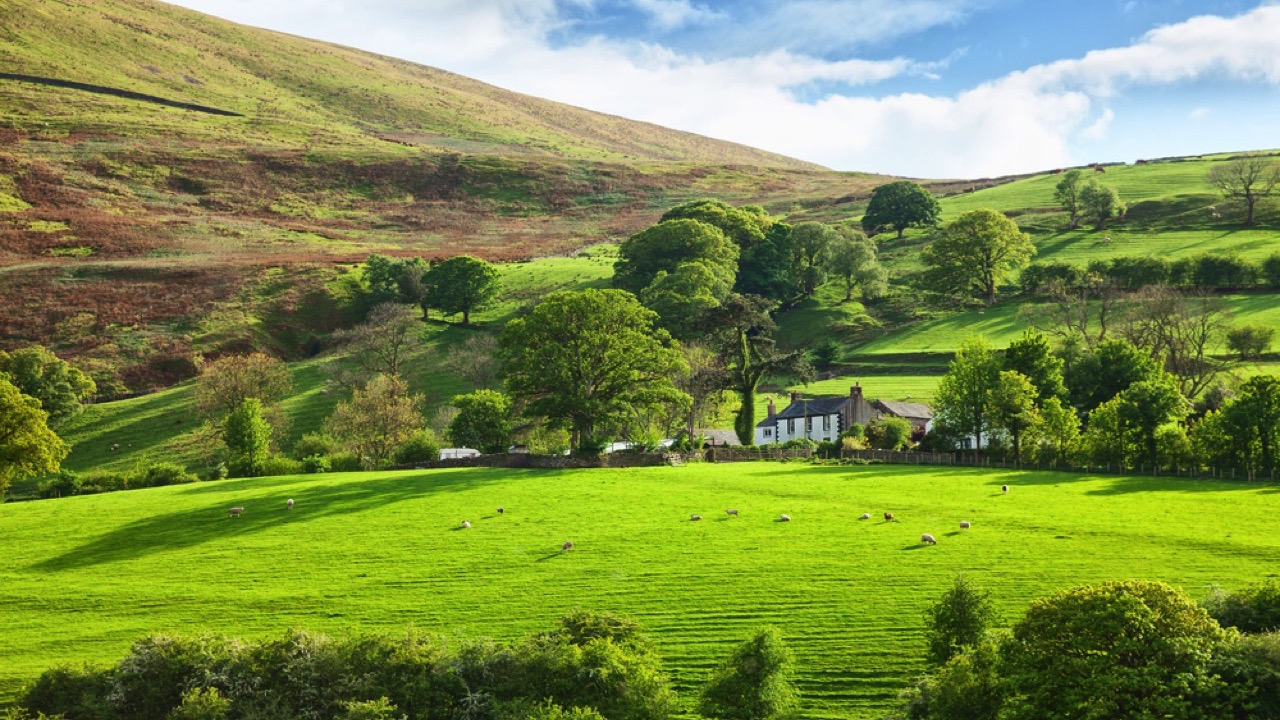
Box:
[1207,154,1280,226]
[499,289,688,452]
[922,209,1035,305]
[1077,180,1125,230]
[701,294,809,445]
[422,255,500,325]
[361,253,409,307]
[699,627,799,720]
[223,397,272,477]
[789,222,836,296]
[737,222,800,301]
[987,371,1039,463]
[1118,286,1228,399]
[674,343,730,444]
[1053,169,1086,229]
[323,374,423,469]
[1002,329,1067,404]
[867,416,914,450]
[925,575,998,666]
[442,333,501,390]
[0,376,69,498]
[933,336,1002,452]
[640,261,734,340]
[1114,375,1190,467]
[0,346,96,425]
[330,303,422,386]
[824,226,884,301]
[1222,375,1280,476]
[447,389,514,454]
[194,352,292,422]
[613,219,738,298]
[661,198,770,251]
[998,580,1228,720]
[1027,397,1080,465]
[1065,338,1160,414]
[1226,325,1275,361]
[861,181,941,239]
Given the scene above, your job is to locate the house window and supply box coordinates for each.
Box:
[823,415,830,431]
[764,429,772,438]
[806,417,812,433]
[789,419,796,434]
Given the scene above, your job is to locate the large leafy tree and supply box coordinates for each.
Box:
[824,226,885,302]
[1078,180,1125,230]
[922,209,1035,305]
[0,376,69,498]
[699,627,799,720]
[1002,329,1067,404]
[640,261,734,340]
[422,255,500,325]
[1207,154,1280,226]
[661,199,770,251]
[1114,375,1190,467]
[702,294,809,445]
[1222,375,1280,476]
[661,199,799,301]
[1065,338,1160,414]
[323,374,423,469]
[1053,169,1086,229]
[987,370,1040,462]
[194,352,292,422]
[861,180,941,239]
[448,389,514,454]
[999,580,1228,720]
[933,336,1002,452]
[789,222,836,296]
[499,289,688,452]
[0,346,96,425]
[223,397,272,477]
[613,219,738,298]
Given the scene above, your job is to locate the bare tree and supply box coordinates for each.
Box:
[1019,273,1123,350]
[444,333,500,390]
[674,343,730,442]
[1119,286,1230,399]
[1207,154,1280,226]
[330,303,422,388]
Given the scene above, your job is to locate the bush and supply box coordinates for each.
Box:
[814,440,840,459]
[924,575,998,665]
[394,429,442,465]
[576,435,611,456]
[78,470,130,495]
[867,417,914,451]
[1021,261,1084,295]
[168,687,231,720]
[292,432,337,460]
[19,664,113,720]
[1188,254,1261,290]
[699,627,799,720]
[300,454,331,474]
[259,456,303,477]
[38,470,82,499]
[1203,580,1280,634]
[1263,253,1280,289]
[778,438,817,450]
[110,635,236,720]
[1209,632,1280,720]
[134,462,198,488]
[1101,255,1169,290]
[1227,325,1275,361]
[202,463,228,482]
[338,697,401,720]
[329,452,363,472]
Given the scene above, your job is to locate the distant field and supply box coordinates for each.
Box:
[2,464,1279,718]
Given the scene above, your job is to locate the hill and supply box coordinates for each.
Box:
[3,464,1279,718]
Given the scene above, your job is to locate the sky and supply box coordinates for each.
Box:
[164,0,1280,178]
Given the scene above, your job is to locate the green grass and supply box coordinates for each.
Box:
[2,464,1279,718]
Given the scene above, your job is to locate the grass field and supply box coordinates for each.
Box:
[2,463,1279,718]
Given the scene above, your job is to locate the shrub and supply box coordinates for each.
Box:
[576,435,612,456]
[894,638,1004,720]
[1188,254,1261,290]
[1263,253,1280,289]
[38,470,82,499]
[867,417,914,450]
[134,462,198,488]
[1209,632,1280,720]
[259,456,303,477]
[778,438,817,450]
[1203,580,1280,633]
[78,470,130,494]
[394,429,442,465]
[111,635,236,720]
[338,697,401,720]
[699,626,799,720]
[815,440,840,459]
[168,687,231,720]
[300,454,331,474]
[925,575,998,665]
[19,664,113,720]
[329,453,363,472]
[1101,256,1169,290]
[292,432,337,460]
[1020,261,1084,295]
[1227,325,1275,361]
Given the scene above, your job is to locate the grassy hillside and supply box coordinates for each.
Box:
[3,464,1280,718]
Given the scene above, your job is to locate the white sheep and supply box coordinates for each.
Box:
[562,540,574,552]
[779,514,791,522]
[461,520,471,529]
[959,520,971,529]
[725,508,739,517]
[860,513,871,520]
[690,514,702,521]
[287,498,294,510]
[228,507,244,518]
[921,533,937,545]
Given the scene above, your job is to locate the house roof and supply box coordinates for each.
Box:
[757,396,851,427]
[874,400,934,420]
[696,429,741,447]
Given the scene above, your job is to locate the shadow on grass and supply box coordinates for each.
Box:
[535,552,569,563]
[900,544,928,551]
[33,468,522,572]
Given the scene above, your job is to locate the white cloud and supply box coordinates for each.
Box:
[628,0,723,31]
[1190,106,1211,119]
[163,1,1280,176]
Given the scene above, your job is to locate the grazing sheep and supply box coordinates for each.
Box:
[690,514,702,521]
[461,520,471,529]
[726,508,739,517]
[921,533,937,545]
[497,506,505,515]
[228,507,244,518]
[860,513,871,520]
[884,512,895,522]
[960,520,971,529]
[1002,485,1009,494]
[287,498,294,510]
[779,514,791,522]
[562,540,574,552]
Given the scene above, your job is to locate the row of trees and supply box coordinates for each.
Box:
[1023,252,1280,294]
[362,252,500,325]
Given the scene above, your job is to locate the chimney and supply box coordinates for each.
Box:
[790,391,800,405]
[767,396,776,418]
[851,382,862,402]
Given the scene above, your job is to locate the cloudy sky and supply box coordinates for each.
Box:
[166,0,1280,178]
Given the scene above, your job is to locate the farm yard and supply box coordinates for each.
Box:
[3,463,1279,719]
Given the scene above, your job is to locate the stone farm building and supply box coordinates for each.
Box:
[754,383,934,445]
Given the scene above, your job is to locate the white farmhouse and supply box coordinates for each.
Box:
[754,384,877,445]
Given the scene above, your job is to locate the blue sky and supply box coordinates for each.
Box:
[166,0,1280,177]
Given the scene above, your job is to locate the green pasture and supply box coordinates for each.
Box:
[2,464,1279,718]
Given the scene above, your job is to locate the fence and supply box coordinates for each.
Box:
[839,449,1278,482]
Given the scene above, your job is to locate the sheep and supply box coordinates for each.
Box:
[960,520,971,529]
[860,513,871,520]
[779,514,791,522]
[921,533,937,545]
[561,540,574,552]
[884,512,895,522]
[1002,485,1009,494]
[287,498,294,510]
[461,520,471,529]
[690,514,702,521]
[725,508,739,517]
[497,506,505,515]
[228,507,244,518]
